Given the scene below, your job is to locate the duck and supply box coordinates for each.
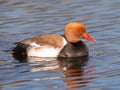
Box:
[11,22,96,58]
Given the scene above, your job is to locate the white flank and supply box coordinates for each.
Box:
[27,46,61,57]
[27,37,67,57]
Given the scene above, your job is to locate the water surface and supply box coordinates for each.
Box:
[0,0,120,90]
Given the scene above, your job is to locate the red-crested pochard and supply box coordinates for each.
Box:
[12,22,96,58]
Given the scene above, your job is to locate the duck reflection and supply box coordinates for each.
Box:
[12,55,95,89]
[58,57,95,89]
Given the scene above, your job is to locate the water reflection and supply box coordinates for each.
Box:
[13,55,96,89]
[59,57,95,89]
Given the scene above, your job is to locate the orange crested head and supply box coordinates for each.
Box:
[64,22,96,43]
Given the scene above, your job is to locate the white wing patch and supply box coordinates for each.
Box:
[30,42,40,47]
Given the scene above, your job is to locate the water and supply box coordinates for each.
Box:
[0,0,120,90]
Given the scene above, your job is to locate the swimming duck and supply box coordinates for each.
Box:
[12,22,96,58]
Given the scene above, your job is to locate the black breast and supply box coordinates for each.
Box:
[58,41,89,57]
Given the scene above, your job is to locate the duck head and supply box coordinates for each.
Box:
[64,22,96,43]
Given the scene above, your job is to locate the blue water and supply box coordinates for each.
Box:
[0,0,120,90]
